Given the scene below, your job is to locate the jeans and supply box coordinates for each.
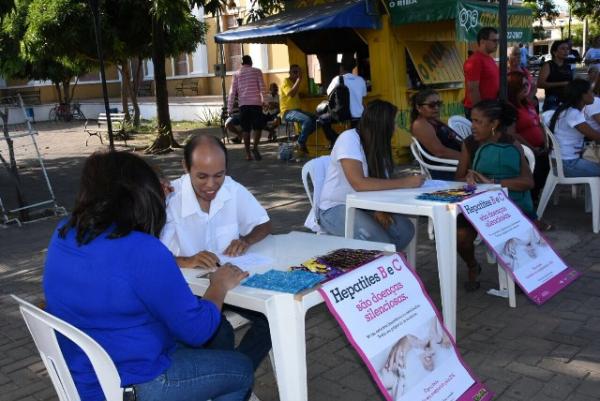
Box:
[205,306,272,372]
[283,110,316,145]
[317,205,415,251]
[135,344,253,401]
[562,158,600,177]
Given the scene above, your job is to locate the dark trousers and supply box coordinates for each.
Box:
[205,305,272,371]
[532,151,550,205]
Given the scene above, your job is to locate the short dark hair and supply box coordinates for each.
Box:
[183,134,228,170]
[59,151,166,245]
[242,55,252,65]
[477,27,498,44]
[472,100,517,135]
[341,57,356,72]
[550,40,569,58]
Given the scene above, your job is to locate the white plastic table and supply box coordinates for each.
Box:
[344,183,500,339]
[181,231,395,401]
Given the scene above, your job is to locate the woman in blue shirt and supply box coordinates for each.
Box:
[44,151,253,401]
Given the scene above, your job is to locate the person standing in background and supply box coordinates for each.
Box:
[519,43,528,69]
[463,27,500,119]
[228,55,267,161]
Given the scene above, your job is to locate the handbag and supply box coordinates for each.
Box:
[582,142,600,163]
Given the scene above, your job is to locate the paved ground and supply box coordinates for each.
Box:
[1,122,599,401]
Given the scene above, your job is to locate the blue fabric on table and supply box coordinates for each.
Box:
[242,270,324,293]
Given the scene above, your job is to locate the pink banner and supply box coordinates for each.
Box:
[319,253,492,401]
[459,190,580,305]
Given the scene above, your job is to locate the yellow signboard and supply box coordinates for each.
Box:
[406,41,463,84]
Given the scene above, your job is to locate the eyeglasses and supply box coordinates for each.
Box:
[420,101,443,108]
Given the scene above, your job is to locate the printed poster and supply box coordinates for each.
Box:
[319,253,491,401]
[459,190,580,304]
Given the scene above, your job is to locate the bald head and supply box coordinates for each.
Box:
[183,134,228,171]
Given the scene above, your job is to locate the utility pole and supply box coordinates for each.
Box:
[88,0,114,151]
[499,0,508,101]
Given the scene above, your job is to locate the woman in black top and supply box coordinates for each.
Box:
[410,88,463,180]
[538,40,572,111]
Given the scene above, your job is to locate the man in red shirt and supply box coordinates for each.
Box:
[463,27,500,119]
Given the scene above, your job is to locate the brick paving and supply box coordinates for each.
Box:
[1,122,599,401]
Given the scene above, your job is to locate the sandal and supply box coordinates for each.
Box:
[534,220,554,232]
[252,148,262,161]
[245,153,253,161]
[464,264,482,292]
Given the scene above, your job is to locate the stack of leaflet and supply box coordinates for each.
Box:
[242,270,324,293]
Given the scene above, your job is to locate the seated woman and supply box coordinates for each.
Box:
[546,78,600,177]
[44,151,253,401]
[455,100,535,291]
[584,70,600,134]
[410,88,463,180]
[317,100,424,251]
[507,70,550,204]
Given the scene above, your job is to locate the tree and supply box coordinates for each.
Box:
[570,1,600,24]
[523,0,559,40]
[570,22,600,47]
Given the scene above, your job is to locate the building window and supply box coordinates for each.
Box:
[223,15,242,72]
[174,53,188,76]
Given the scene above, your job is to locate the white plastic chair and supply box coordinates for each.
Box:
[537,114,600,234]
[448,115,473,140]
[410,139,458,240]
[410,138,458,179]
[12,295,123,401]
[302,155,331,233]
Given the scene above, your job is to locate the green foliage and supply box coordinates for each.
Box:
[523,0,559,26]
[570,22,600,47]
[570,1,600,24]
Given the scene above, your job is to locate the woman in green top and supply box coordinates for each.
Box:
[455,100,535,291]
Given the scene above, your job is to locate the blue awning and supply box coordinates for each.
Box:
[215,0,381,44]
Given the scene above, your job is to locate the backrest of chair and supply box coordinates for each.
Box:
[12,295,122,401]
[301,156,331,208]
[541,110,566,179]
[410,138,458,172]
[521,144,535,173]
[410,142,432,179]
[447,115,472,140]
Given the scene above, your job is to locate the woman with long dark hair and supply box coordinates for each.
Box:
[538,40,572,111]
[546,78,600,177]
[507,70,550,203]
[44,151,253,401]
[317,100,424,251]
[410,88,463,180]
[455,100,535,291]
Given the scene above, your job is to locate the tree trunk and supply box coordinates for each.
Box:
[0,107,28,221]
[119,64,131,122]
[146,17,179,154]
[128,57,142,127]
[62,79,71,105]
[54,82,63,104]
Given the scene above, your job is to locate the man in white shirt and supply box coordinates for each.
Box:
[161,135,272,268]
[160,134,272,373]
[584,36,600,70]
[318,57,367,148]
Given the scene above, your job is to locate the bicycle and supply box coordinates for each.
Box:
[48,102,86,122]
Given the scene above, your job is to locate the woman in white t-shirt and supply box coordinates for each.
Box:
[584,73,600,132]
[546,79,600,177]
[317,100,425,251]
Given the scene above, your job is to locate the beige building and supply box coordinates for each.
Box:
[0,5,291,105]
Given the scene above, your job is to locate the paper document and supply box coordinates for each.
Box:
[422,179,450,189]
[217,253,274,274]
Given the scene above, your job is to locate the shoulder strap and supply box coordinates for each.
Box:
[339,75,344,86]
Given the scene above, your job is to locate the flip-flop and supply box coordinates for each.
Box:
[252,148,262,161]
[535,220,554,232]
